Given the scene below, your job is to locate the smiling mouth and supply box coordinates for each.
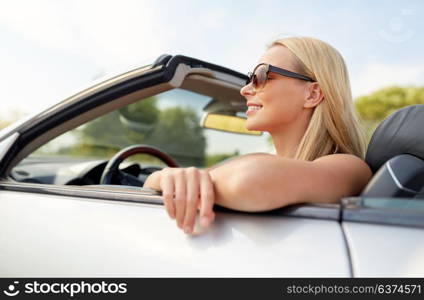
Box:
[246,104,263,115]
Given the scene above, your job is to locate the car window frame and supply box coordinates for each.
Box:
[342,197,424,228]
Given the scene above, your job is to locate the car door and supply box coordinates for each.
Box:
[341,197,424,277]
[0,55,351,277]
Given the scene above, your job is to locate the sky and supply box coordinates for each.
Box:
[0,0,423,123]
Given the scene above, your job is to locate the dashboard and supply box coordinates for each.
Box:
[11,156,161,186]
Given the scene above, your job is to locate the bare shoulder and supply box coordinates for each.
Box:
[313,154,372,177]
[306,154,373,202]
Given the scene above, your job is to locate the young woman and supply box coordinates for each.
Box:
[143,36,372,235]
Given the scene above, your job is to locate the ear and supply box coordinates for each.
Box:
[303,82,324,108]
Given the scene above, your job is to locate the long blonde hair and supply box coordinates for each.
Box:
[268,36,366,160]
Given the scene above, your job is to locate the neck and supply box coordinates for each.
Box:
[270,110,311,159]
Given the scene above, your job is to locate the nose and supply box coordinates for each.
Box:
[240,82,255,97]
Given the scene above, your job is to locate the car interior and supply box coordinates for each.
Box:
[9,64,270,189]
[360,105,424,199]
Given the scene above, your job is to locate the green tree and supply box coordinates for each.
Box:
[51,97,207,166]
[356,86,424,121]
[63,97,160,158]
[355,86,424,140]
[145,106,206,166]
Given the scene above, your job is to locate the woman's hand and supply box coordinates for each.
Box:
[143,167,216,234]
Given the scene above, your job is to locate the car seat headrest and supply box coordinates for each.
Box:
[365,105,424,173]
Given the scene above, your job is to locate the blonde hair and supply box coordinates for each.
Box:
[268,36,366,160]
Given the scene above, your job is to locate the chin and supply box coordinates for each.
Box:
[246,119,266,132]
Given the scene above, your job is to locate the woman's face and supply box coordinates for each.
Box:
[240,45,310,133]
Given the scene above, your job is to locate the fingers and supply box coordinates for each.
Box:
[199,170,215,227]
[174,169,187,229]
[183,168,200,234]
[160,170,176,219]
[157,167,215,234]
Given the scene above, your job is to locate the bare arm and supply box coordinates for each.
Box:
[209,153,372,211]
[143,152,372,233]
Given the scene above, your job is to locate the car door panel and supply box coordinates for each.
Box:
[0,190,350,277]
[343,222,424,277]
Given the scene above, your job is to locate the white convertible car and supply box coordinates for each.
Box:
[0,54,423,277]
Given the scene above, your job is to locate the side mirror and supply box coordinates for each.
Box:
[201,113,262,136]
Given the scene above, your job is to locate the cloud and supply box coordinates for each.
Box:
[351,63,424,98]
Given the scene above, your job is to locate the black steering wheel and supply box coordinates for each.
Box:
[100,145,179,186]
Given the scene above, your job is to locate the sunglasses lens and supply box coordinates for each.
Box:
[246,65,268,91]
[254,65,267,90]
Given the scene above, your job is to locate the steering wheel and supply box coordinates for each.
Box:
[100,144,179,186]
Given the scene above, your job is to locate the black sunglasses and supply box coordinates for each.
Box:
[246,63,315,91]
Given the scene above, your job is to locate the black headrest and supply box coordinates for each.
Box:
[365,105,424,173]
